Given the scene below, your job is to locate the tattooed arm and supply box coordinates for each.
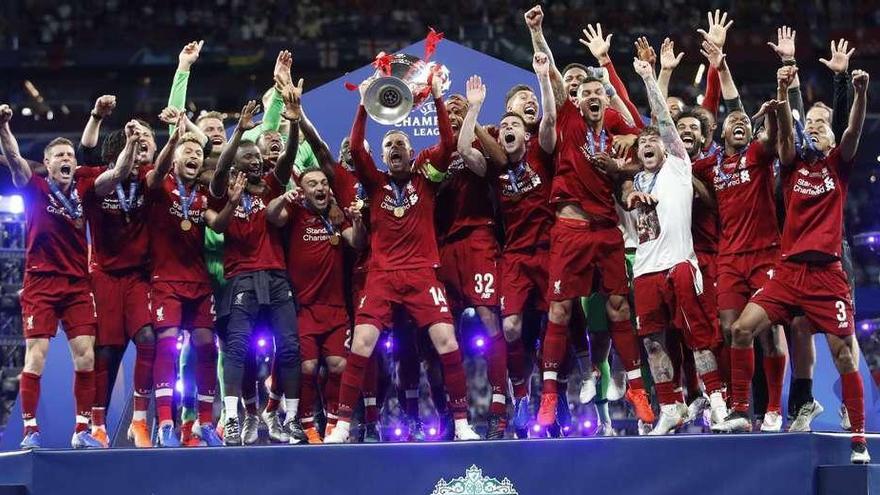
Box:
[633,59,687,160]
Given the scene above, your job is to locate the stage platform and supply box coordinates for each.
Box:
[0,432,876,495]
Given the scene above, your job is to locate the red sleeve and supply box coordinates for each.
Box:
[702,66,721,117]
[350,105,383,192]
[603,61,644,128]
[264,172,284,200]
[431,97,455,172]
[207,193,226,212]
[605,108,641,136]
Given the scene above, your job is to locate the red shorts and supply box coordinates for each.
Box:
[547,218,628,301]
[299,304,350,360]
[696,251,719,320]
[500,248,549,316]
[751,260,854,337]
[437,226,500,309]
[717,246,780,312]
[634,262,721,350]
[356,268,453,329]
[151,281,215,330]
[91,268,152,346]
[21,273,96,340]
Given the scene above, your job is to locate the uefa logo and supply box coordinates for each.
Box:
[431,465,518,495]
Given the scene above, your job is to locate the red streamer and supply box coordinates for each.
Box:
[423,28,444,62]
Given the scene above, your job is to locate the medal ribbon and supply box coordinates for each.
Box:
[175,176,197,221]
[586,128,607,156]
[509,161,526,193]
[390,179,409,207]
[634,171,659,195]
[115,181,138,214]
[241,192,253,215]
[48,179,81,220]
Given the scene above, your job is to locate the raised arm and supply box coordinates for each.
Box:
[350,83,383,190]
[633,59,687,160]
[820,39,856,139]
[839,70,869,164]
[205,172,246,233]
[657,38,684,99]
[700,41,742,114]
[265,188,300,227]
[275,78,304,184]
[81,95,116,149]
[210,100,259,198]
[767,26,804,124]
[341,203,367,250]
[94,121,143,196]
[457,76,488,177]
[0,105,33,187]
[168,40,203,135]
[146,113,186,190]
[774,67,797,166]
[243,51,292,142]
[533,52,558,153]
[299,110,336,179]
[524,6,567,110]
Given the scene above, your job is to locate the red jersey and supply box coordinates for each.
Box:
[145,172,210,284]
[493,135,555,252]
[692,199,719,254]
[693,141,780,255]
[349,102,452,271]
[432,146,494,241]
[208,173,286,279]
[553,99,640,223]
[22,171,91,278]
[286,201,349,306]
[81,166,151,272]
[332,164,371,273]
[780,147,850,260]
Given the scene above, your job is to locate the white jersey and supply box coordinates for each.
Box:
[632,153,701,287]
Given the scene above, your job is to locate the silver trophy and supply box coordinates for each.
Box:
[363,53,450,125]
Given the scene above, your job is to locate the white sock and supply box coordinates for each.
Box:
[284,398,299,419]
[335,420,351,432]
[224,396,239,419]
[132,410,147,421]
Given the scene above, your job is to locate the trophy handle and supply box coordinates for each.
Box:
[363,76,415,125]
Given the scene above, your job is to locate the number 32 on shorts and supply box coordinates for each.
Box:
[474,273,495,300]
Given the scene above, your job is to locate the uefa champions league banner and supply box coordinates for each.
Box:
[302,39,536,165]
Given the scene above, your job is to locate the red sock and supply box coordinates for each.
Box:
[700,368,723,395]
[763,354,786,413]
[324,371,342,420]
[507,337,528,399]
[610,319,644,389]
[299,370,318,428]
[730,347,755,413]
[74,370,95,432]
[655,380,679,406]
[439,349,468,420]
[338,353,368,422]
[362,353,380,423]
[20,371,40,433]
[487,332,508,415]
[92,407,106,428]
[243,397,258,416]
[841,371,866,442]
[154,336,178,424]
[134,340,155,413]
[714,343,731,390]
[542,321,568,395]
[194,340,217,424]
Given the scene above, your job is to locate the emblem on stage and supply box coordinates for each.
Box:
[431,465,518,495]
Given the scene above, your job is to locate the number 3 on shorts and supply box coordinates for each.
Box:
[835,300,847,322]
[429,286,448,307]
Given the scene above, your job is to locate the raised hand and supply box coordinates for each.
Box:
[533,52,551,77]
[124,119,145,140]
[627,191,658,210]
[819,39,856,74]
[752,99,783,121]
[281,78,304,121]
[697,9,733,49]
[635,37,657,66]
[92,95,117,118]
[228,172,247,205]
[524,5,544,31]
[767,26,796,62]
[465,75,486,107]
[612,134,637,158]
[591,152,618,175]
[158,106,182,125]
[852,70,870,94]
[274,50,293,89]
[0,104,14,124]
[283,187,304,204]
[430,70,444,99]
[178,40,204,70]
[238,100,260,131]
[776,65,798,90]
[700,40,726,69]
[345,202,364,224]
[659,38,684,70]
[579,24,613,64]
[632,57,654,79]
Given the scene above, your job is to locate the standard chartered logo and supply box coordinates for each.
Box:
[431,465,518,495]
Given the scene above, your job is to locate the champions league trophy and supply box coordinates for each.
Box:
[358,29,451,125]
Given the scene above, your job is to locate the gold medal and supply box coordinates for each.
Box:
[74,218,84,230]
[329,233,341,246]
[180,219,192,231]
[393,206,405,218]
[355,199,365,210]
